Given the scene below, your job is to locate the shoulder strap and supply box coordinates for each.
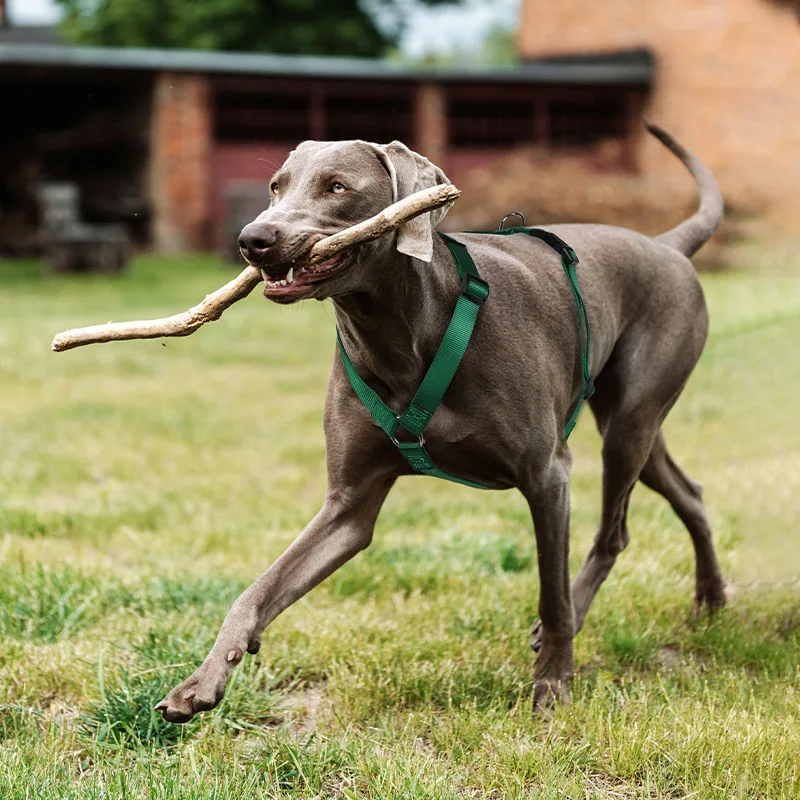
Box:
[468,226,594,439]
[337,233,489,489]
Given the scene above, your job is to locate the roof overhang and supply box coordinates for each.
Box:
[0,43,654,86]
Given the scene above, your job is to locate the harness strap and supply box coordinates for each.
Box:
[471,226,594,438]
[337,226,593,490]
[336,233,489,489]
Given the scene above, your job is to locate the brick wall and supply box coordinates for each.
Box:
[518,0,800,226]
[415,83,447,167]
[149,73,212,251]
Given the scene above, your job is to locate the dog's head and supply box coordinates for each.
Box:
[238,140,451,304]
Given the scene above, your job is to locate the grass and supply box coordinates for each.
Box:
[0,244,799,798]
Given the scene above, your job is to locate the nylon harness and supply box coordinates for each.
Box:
[336,226,594,490]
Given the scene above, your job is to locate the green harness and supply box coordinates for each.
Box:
[336,226,594,490]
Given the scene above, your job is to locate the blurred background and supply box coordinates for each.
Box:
[2,0,798,267]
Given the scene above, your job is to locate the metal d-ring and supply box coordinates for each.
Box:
[390,415,425,447]
[499,211,526,230]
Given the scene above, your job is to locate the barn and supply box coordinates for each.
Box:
[0,40,653,254]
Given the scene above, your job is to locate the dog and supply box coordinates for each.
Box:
[155,124,727,722]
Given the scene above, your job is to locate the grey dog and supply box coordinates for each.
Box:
[155,124,726,722]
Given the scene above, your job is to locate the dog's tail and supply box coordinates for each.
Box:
[647,123,724,258]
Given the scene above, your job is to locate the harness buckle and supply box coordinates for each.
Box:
[390,416,425,447]
[460,273,490,306]
[500,211,526,229]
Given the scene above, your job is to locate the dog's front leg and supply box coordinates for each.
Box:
[522,446,576,712]
[155,476,393,723]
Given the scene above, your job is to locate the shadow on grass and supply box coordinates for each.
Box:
[593,595,800,680]
[329,531,534,599]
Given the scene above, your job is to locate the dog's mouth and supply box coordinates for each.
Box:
[259,248,355,304]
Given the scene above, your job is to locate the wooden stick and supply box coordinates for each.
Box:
[51,184,460,353]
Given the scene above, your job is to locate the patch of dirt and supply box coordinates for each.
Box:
[585,771,663,799]
[656,643,683,673]
[780,609,795,639]
[655,643,707,676]
[274,682,331,737]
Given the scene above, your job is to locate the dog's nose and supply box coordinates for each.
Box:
[238,222,280,263]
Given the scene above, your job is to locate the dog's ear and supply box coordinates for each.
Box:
[375,141,452,263]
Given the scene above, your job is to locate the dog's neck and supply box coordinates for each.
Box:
[332,237,459,403]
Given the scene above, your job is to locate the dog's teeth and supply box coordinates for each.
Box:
[260,268,268,282]
[280,279,287,286]
[287,267,294,284]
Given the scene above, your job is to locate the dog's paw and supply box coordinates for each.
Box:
[532,677,570,715]
[694,577,730,619]
[155,657,235,724]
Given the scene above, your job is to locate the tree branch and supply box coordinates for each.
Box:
[51,183,460,353]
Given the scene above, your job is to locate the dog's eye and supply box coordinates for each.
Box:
[330,182,347,194]
[270,182,279,194]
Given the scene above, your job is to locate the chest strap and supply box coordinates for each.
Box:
[336,228,593,489]
[337,233,489,489]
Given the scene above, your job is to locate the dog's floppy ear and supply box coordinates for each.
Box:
[374,141,452,263]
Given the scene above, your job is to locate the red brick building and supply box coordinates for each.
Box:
[0,43,652,253]
[518,0,800,228]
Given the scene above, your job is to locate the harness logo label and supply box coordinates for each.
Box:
[404,405,429,429]
[407,454,431,470]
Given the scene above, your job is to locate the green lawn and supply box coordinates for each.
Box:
[0,246,799,798]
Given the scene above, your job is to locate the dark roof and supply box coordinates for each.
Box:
[0,42,653,86]
[532,47,656,71]
[0,25,62,46]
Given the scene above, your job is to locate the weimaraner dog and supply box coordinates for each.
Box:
[156,124,726,722]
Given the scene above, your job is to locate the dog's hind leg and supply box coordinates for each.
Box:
[639,430,727,615]
[570,416,661,639]
[529,384,663,653]
[532,308,706,651]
